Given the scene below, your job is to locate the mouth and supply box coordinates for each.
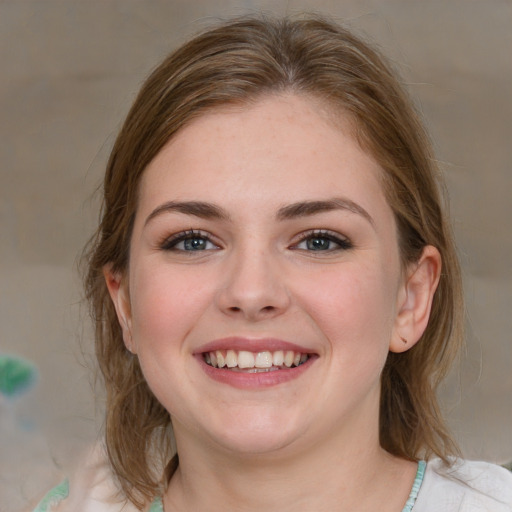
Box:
[195,337,319,391]
[196,338,317,388]
[203,349,309,372]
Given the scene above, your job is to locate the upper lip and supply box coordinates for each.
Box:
[194,337,316,355]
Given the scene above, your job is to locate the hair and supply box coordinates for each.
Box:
[83,14,463,508]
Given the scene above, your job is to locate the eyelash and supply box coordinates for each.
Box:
[160,230,219,252]
[291,230,353,252]
[159,229,353,253]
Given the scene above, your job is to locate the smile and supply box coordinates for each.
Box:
[204,350,309,371]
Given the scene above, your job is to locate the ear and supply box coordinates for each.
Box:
[390,245,441,353]
[103,265,136,354]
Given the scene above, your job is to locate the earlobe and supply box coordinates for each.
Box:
[103,265,135,354]
[390,245,441,353]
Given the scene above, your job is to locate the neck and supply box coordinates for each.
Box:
[164,418,416,512]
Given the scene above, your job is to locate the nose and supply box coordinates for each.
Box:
[215,246,291,321]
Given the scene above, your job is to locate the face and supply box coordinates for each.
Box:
[107,94,435,459]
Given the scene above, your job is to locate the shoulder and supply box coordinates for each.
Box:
[414,458,512,511]
[32,480,69,512]
[30,444,143,512]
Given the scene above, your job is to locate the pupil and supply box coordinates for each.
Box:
[185,238,206,250]
[308,237,329,250]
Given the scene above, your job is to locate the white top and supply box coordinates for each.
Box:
[33,451,512,512]
[413,458,512,511]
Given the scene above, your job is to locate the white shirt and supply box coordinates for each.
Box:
[33,451,512,512]
[413,459,512,511]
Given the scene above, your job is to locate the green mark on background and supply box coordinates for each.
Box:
[0,355,36,397]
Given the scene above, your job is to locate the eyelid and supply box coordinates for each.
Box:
[290,229,353,251]
[159,229,220,251]
[158,228,351,253]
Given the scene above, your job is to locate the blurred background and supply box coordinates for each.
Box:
[1,1,511,510]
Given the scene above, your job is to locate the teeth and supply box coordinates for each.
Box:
[225,350,237,368]
[238,350,255,369]
[204,349,309,370]
[216,351,225,368]
[255,351,272,368]
[273,350,284,366]
[231,367,280,373]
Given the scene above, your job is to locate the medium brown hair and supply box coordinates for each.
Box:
[84,14,463,508]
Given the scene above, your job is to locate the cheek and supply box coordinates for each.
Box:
[129,263,214,353]
[293,261,398,355]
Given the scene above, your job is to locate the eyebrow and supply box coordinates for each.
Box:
[276,198,374,225]
[144,201,230,226]
[144,197,374,226]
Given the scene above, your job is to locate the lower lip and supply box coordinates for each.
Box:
[197,356,316,389]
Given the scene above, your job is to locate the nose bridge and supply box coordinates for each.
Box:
[216,238,289,319]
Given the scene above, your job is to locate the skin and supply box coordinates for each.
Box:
[105,94,441,511]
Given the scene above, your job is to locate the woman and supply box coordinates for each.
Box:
[34,15,512,512]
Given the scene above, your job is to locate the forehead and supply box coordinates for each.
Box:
[143,94,381,179]
[135,94,392,231]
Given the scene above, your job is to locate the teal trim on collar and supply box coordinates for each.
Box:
[402,460,426,512]
[33,479,69,512]
[150,495,164,512]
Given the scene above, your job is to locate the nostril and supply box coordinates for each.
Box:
[227,305,275,314]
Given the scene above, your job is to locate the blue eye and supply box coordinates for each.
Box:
[294,231,352,252]
[305,237,333,251]
[180,237,211,251]
[161,231,218,252]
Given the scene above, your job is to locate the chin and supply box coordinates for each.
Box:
[215,429,298,457]
[202,409,305,456]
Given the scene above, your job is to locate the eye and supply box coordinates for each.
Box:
[292,230,352,252]
[161,230,219,252]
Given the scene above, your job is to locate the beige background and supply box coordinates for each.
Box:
[1,1,511,510]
